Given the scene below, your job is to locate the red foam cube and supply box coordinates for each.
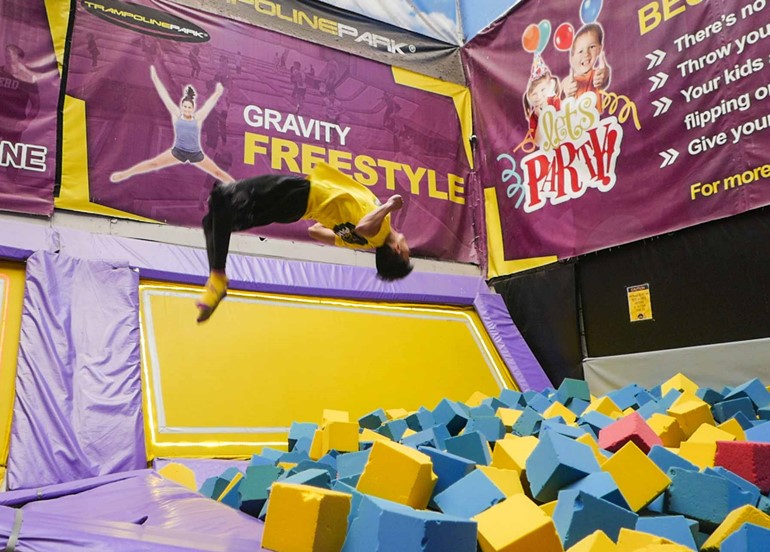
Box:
[715,440,770,494]
[598,411,663,454]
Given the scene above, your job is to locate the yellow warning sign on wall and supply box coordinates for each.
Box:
[627,283,653,322]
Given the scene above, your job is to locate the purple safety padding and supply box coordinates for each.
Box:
[0,218,549,390]
[0,470,265,550]
[0,219,487,304]
[0,507,262,551]
[474,293,552,391]
[7,251,146,490]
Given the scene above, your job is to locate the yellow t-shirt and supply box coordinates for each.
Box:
[303,162,391,249]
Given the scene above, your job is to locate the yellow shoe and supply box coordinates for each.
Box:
[196,272,228,322]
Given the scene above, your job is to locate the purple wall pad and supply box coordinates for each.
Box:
[0,218,549,390]
[7,251,147,490]
[474,293,551,391]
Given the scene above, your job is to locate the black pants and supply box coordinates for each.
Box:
[202,175,311,270]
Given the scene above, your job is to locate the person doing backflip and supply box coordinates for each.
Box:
[110,65,233,184]
[196,162,413,322]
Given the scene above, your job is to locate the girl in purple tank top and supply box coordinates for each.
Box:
[110,65,233,183]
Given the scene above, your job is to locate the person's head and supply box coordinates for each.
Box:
[6,44,24,63]
[570,24,604,77]
[525,74,558,116]
[376,231,413,281]
[181,85,196,118]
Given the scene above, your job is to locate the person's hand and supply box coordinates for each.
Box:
[563,74,577,98]
[593,52,608,89]
[215,82,224,94]
[387,195,404,211]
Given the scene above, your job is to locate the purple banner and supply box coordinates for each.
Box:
[464,0,770,262]
[0,1,59,216]
[64,0,476,262]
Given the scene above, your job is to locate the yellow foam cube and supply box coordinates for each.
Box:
[491,435,539,472]
[322,409,349,424]
[402,428,416,439]
[540,500,558,518]
[661,373,699,397]
[309,429,324,461]
[616,528,678,550]
[157,462,197,492]
[467,391,491,406]
[576,433,608,466]
[473,493,563,552]
[646,413,686,448]
[667,399,715,438]
[622,407,635,416]
[678,423,736,468]
[566,530,617,552]
[717,418,746,440]
[584,396,623,419]
[385,408,409,420]
[701,505,770,551]
[602,442,670,511]
[477,465,524,497]
[321,421,359,455]
[543,401,577,424]
[262,482,351,552]
[496,407,523,429]
[356,439,437,509]
[217,471,244,503]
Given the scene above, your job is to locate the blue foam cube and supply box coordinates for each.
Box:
[666,468,756,530]
[433,399,469,436]
[433,469,505,518]
[562,471,629,509]
[341,495,478,552]
[511,407,543,437]
[444,431,491,466]
[465,416,505,442]
[648,445,699,475]
[418,446,476,500]
[553,490,638,549]
[525,430,601,503]
[498,389,525,408]
[712,397,757,424]
[288,422,318,451]
[636,515,697,550]
[721,523,770,552]
[724,378,770,408]
[359,408,387,430]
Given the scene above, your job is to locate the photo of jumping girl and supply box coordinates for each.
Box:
[110,65,234,184]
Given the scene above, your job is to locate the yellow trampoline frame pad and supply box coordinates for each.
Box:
[0,263,25,468]
[139,282,517,458]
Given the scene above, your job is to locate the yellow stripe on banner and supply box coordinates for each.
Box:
[0,263,26,468]
[484,187,557,278]
[139,282,518,459]
[44,0,71,74]
[56,95,159,222]
[391,67,474,170]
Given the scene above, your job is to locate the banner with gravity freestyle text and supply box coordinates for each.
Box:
[464,0,770,273]
[62,0,476,262]
[0,1,60,216]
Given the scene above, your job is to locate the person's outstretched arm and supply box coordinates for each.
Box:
[355,195,403,238]
[196,83,224,122]
[150,65,179,117]
[307,223,336,245]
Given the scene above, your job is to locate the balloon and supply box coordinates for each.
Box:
[580,0,603,24]
[553,22,574,51]
[522,24,539,53]
[535,20,551,54]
